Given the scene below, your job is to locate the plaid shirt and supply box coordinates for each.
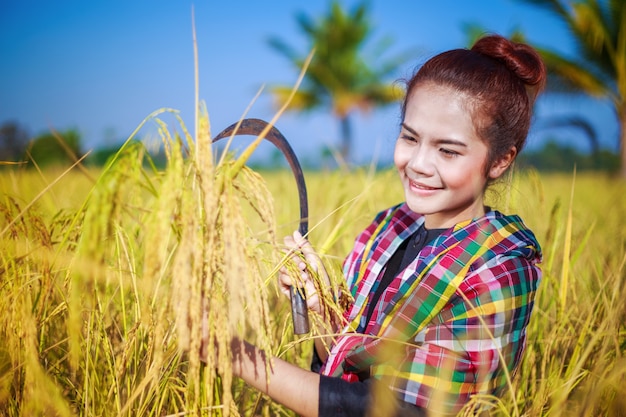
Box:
[321,203,542,414]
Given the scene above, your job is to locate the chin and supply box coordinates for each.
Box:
[404,198,429,215]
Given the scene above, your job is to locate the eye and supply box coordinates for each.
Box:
[440,148,459,158]
[401,134,417,143]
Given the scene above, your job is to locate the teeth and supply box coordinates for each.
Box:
[410,180,436,190]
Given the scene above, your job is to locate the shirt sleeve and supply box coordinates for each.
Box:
[318,375,428,417]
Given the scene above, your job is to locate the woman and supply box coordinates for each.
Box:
[224,34,545,416]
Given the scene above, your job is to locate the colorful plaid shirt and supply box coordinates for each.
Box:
[321,203,542,414]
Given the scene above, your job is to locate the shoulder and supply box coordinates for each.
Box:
[446,210,543,291]
[476,210,542,261]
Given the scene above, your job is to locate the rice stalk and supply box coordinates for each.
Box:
[559,169,575,309]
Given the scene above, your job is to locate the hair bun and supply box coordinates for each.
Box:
[472,34,547,103]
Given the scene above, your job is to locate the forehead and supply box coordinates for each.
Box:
[406,82,473,113]
[403,83,482,140]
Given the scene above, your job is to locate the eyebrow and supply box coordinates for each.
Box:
[401,122,467,147]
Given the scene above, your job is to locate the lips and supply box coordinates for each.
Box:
[408,178,441,191]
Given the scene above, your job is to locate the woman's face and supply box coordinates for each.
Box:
[394,83,509,229]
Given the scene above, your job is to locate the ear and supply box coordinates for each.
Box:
[488,147,517,179]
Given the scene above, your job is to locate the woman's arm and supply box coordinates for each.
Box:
[230,337,320,417]
[231,335,430,417]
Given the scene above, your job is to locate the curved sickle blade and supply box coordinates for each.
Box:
[212,118,310,334]
[213,119,308,237]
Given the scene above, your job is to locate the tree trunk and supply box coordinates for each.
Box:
[617,105,626,179]
[339,115,352,164]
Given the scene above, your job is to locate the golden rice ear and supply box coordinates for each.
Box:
[168,107,285,415]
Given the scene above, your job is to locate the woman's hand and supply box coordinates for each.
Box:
[278,231,330,317]
[279,231,339,362]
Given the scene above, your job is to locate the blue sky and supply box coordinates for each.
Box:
[0,0,618,165]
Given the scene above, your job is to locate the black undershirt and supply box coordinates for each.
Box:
[362,226,446,331]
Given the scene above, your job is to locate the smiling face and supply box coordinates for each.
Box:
[394,82,513,229]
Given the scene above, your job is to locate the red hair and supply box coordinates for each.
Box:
[401,34,547,172]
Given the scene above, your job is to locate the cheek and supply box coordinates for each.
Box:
[445,162,489,191]
[393,141,406,170]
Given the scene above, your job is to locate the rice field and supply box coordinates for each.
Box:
[1,112,625,416]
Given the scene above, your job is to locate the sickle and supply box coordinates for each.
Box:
[212,118,310,335]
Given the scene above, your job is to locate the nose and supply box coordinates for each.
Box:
[407,144,434,176]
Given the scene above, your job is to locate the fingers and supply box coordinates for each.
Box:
[287,231,321,272]
[288,231,333,290]
[281,232,317,288]
[278,230,327,316]
[277,266,293,297]
[278,264,321,315]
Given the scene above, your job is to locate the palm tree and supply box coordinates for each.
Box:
[268,1,410,164]
[514,0,626,177]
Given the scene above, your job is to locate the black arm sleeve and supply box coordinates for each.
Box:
[318,375,371,417]
[318,375,427,417]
